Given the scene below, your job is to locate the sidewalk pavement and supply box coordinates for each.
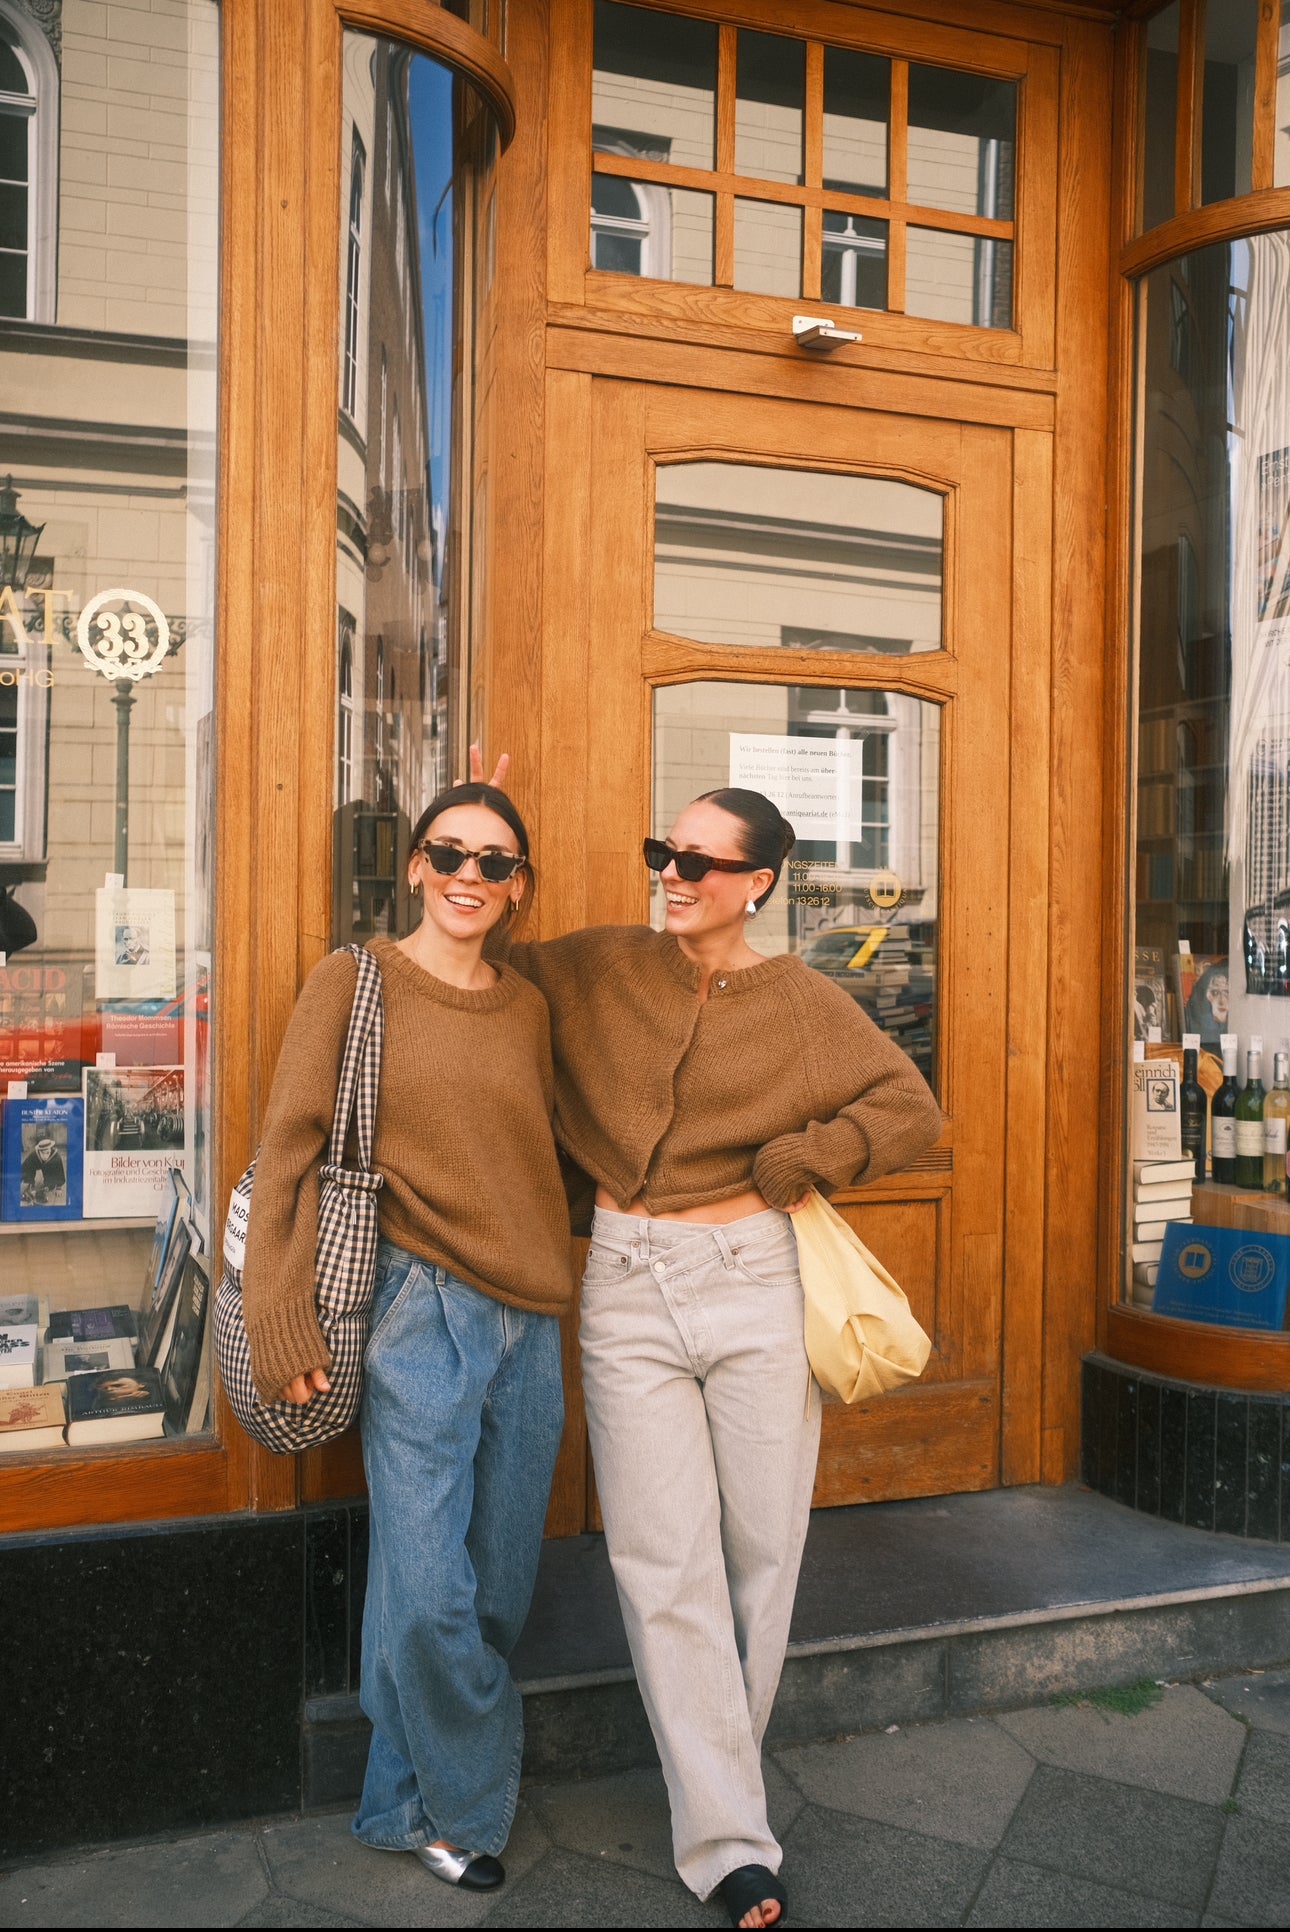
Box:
[4,1668,1289,1929]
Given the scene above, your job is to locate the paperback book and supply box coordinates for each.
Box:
[161,1255,208,1435]
[0,1094,84,1222]
[45,1305,138,1345]
[139,1216,196,1366]
[0,1385,66,1452]
[65,1366,166,1446]
[43,1336,137,1383]
[1131,1059,1182,1162]
[0,1293,40,1389]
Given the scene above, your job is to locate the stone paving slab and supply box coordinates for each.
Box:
[996,1765,1224,1909]
[963,1858,1195,1928]
[996,1685,1246,1804]
[1232,1729,1290,1826]
[1207,1812,1290,1927]
[779,1802,990,1927]
[776,1716,1034,1849]
[0,1831,269,1928]
[1202,1666,1290,1736]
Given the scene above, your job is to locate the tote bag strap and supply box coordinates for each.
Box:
[327,945,384,1172]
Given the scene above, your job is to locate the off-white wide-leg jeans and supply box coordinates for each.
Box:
[579,1206,822,1901]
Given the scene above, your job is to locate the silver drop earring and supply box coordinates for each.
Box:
[745,898,757,918]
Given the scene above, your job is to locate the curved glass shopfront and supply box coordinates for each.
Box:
[1128,227,1290,1336]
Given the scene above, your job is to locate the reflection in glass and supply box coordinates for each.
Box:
[591,172,714,283]
[1278,4,1290,186]
[822,213,886,310]
[334,35,498,947]
[735,30,804,186]
[1141,1,1180,230]
[907,65,1015,220]
[653,463,943,655]
[0,0,218,1439]
[906,227,1013,329]
[1129,231,1290,1308]
[592,0,716,173]
[1200,0,1257,205]
[733,198,801,297]
[654,681,939,1084]
[823,49,889,197]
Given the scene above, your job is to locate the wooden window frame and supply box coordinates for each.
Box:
[551,0,1058,372]
[0,0,515,1537]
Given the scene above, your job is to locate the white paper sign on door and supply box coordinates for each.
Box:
[728,734,855,840]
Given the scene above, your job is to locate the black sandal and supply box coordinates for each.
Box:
[718,1864,787,1928]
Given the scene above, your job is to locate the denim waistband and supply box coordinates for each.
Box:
[590,1205,792,1268]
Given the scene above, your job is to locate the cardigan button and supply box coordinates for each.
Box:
[716,977,727,990]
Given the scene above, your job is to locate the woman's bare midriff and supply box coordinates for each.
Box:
[594,1184,772,1224]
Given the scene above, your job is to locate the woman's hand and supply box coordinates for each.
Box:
[785,1192,814,1213]
[280,1368,331,1406]
[467,742,510,787]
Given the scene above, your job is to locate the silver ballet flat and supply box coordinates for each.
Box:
[412,1842,505,1890]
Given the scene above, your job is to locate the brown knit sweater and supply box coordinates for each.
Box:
[505,926,943,1216]
[240,938,574,1401]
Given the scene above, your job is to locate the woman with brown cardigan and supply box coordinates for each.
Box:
[481,759,943,1930]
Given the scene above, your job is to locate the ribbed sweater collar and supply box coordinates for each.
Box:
[367,935,523,1013]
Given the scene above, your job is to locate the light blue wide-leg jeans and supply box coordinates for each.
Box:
[352,1239,564,1856]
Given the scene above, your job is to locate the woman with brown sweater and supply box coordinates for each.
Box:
[490,774,942,1931]
[240,783,573,1896]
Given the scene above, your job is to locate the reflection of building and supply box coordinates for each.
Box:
[334,40,436,942]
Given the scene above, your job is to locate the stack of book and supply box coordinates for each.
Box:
[1131,1157,1196,1297]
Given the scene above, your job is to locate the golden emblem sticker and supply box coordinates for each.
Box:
[869,870,903,910]
[75,589,171,684]
[1177,1241,1212,1280]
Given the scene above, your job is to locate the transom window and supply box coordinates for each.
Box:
[0,29,34,318]
[590,0,1017,329]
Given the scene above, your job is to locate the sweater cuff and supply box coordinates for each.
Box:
[753,1135,816,1210]
[245,1296,332,1406]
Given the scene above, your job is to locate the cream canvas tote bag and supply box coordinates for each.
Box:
[793,1188,932,1402]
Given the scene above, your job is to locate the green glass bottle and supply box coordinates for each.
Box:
[1211,1035,1239,1184]
[1235,1035,1266,1189]
[1180,1035,1207,1182]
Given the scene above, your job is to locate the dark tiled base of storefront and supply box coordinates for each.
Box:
[1082,1351,1290,1540]
[6,1486,1290,1861]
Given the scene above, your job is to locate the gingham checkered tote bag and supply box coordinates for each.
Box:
[214,945,384,1453]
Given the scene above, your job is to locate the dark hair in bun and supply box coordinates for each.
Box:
[697,787,796,911]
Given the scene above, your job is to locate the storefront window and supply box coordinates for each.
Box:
[588,0,1017,328]
[1128,230,1290,1330]
[653,463,944,655]
[333,34,499,947]
[1199,0,1257,205]
[0,1,218,1453]
[1141,2,1180,231]
[654,681,939,1085]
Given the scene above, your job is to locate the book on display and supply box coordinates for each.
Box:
[0,1385,66,1452]
[64,1366,166,1445]
[0,1294,40,1389]
[1133,1158,1198,1185]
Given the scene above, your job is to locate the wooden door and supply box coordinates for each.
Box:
[563,378,1017,1507]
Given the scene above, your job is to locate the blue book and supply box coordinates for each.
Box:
[1,1095,85,1222]
[1153,1221,1290,1331]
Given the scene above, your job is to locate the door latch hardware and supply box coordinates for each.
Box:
[792,315,862,350]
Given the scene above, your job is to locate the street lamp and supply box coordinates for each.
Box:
[0,475,44,592]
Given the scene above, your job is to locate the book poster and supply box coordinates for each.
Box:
[0,962,90,1095]
[94,888,177,1004]
[1,1095,85,1222]
[82,1065,185,1219]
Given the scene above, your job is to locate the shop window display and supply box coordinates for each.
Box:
[1128,230,1290,1331]
[0,0,218,1454]
[589,0,1015,327]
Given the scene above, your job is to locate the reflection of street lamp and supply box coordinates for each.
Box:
[74,589,174,884]
[0,475,44,592]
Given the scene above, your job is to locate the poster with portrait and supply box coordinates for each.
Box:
[1133,946,1169,1040]
[0,1095,85,1222]
[94,888,177,1005]
[81,1065,185,1219]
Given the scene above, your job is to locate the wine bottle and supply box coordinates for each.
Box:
[1235,1035,1266,1188]
[1180,1033,1207,1181]
[1211,1034,1239,1184]
[1265,1044,1290,1196]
